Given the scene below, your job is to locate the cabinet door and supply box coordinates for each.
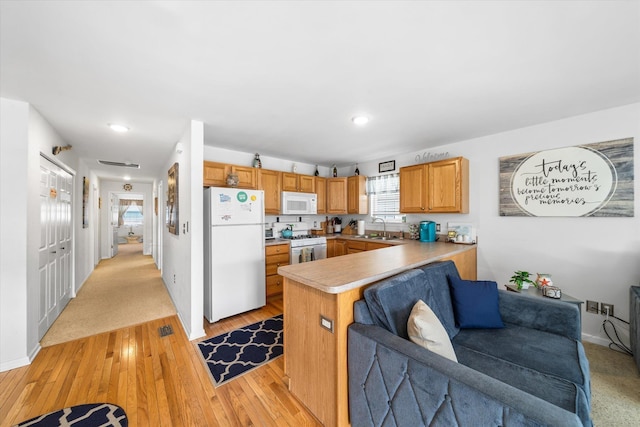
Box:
[348,175,368,214]
[347,240,366,254]
[282,173,316,193]
[258,169,282,215]
[282,173,299,192]
[299,174,316,193]
[334,240,347,257]
[203,161,229,187]
[399,164,427,213]
[326,239,335,258]
[316,177,326,214]
[428,157,468,213]
[326,178,348,214]
[366,242,392,251]
[231,165,257,189]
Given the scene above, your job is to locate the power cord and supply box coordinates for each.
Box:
[596,306,633,356]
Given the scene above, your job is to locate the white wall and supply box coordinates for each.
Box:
[0,98,103,371]
[162,120,205,340]
[27,106,80,358]
[355,103,640,345]
[1,98,30,371]
[75,159,99,292]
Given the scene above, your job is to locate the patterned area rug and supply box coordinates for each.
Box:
[14,403,127,426]
[197,314,283,387]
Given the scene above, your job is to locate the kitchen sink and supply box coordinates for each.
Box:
[361,235,397,240]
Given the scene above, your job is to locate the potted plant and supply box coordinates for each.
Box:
[510,270,535,290]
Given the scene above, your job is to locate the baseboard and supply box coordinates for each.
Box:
[582,333,612,347]
[1,355,31,373]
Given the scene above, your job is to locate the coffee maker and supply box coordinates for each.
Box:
[419,221,436,242]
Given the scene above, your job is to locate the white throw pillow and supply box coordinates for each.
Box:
[407,299,458,362]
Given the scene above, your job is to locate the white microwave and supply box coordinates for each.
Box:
[281,191,317,215]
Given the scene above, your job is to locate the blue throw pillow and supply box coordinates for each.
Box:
[448,276,504,329]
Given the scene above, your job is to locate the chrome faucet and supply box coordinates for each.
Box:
[372,217,386,239]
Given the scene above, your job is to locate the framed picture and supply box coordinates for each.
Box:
[166,162,179,235]
[379,160,396,173]
[82,176,89,228]
[154,196,158,216]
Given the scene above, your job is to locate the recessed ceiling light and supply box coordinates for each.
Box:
[108,123,130,133]
[123,175,131,181]
[352,116,369,126]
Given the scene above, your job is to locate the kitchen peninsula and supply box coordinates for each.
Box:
[278,241,477,427]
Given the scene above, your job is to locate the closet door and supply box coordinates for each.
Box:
[38,155,73,339]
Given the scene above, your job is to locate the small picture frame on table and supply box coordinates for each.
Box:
[378,160,395,173]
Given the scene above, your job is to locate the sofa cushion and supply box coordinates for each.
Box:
[407,300,458,362]
[417,261,460,338]
[364,269,428,339]
[453,323,591,405]
[448,276,504,329]
[453,338,591,426]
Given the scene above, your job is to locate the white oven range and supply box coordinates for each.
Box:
[273,222,327,264]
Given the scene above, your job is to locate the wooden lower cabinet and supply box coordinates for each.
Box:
[346,240,366,254]
[265,244,289,297]
[327,239,347,257]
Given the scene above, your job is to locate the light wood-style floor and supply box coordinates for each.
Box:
[0,297,321,427]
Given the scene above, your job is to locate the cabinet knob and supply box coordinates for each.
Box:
[277,263,281,267]
[421,207,425,211]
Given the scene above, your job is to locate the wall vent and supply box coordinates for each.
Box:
[97,159,140,168]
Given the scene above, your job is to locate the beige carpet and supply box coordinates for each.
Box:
[40,243,176,347]
[585,341,640,426]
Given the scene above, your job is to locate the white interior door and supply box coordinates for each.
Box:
[38,155,73,339]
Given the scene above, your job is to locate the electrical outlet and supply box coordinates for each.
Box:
[586,300,599,314]
[436,223,441,232]
[601,303,614,317]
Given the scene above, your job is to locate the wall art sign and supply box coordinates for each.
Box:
[414,151,450,163]
[378,160,396,173]
[82,176,89,228]
[166,162,179,234]
[499,138,634,217]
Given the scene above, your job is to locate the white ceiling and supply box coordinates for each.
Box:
[2,1,639,182]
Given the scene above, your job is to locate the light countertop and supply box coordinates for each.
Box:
[278,240,476,294]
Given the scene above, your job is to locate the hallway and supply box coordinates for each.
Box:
[40,242,176,347]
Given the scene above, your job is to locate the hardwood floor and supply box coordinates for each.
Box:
[0,297,321,427]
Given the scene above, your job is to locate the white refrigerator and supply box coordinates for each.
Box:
[204,187,266,322]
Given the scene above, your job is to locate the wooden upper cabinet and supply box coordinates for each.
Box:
[230,165,257,189]
[428,157,468,213]
[203,161,229,187]
[347,175,368,214]
[326,177,348,214]
[399,157,469,213]
[258,169,282,215]
[282,173,316,193]
[315,177,326,214]
[203,161,257,189]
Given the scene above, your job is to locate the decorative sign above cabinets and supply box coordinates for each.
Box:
[499,138,634,217]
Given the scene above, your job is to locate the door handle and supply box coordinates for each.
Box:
[61,247,65,250]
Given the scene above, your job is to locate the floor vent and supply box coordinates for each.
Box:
[158,325,174,337]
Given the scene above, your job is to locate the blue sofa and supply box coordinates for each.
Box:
[348,261,591,426]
